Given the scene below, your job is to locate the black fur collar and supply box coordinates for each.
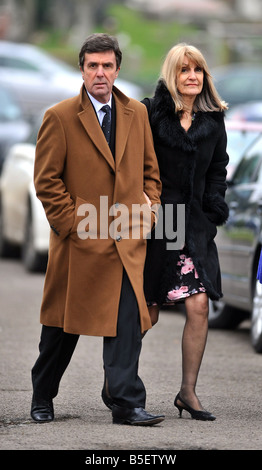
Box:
[149,80,224,152]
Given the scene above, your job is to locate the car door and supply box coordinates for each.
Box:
[217,134,262,311]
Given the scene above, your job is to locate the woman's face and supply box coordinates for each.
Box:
[176,55,204,99]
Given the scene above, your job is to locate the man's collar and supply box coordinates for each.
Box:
[87,91,112,113]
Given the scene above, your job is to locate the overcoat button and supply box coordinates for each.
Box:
[116,235,122,242]
[115,202,120,208]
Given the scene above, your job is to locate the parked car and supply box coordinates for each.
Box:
[209,123,262,353]
[0,110,49,271]
[0,85,31,173]
[0,40,143,122]
[226,101,262,122]
[225,120,262,179]
[212,63,262,107]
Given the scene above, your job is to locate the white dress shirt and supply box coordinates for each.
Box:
[87,92,112,125]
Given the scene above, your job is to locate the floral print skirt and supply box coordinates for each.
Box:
[148,249,206,307]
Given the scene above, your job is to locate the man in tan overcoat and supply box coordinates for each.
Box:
[30,33,164,426]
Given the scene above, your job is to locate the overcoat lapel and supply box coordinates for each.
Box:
[77,86,115,170]
[114,96,134,167]
[78,105,115,171]
[77,85,135,171]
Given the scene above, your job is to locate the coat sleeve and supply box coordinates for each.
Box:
[203,118,229,226]
[34,107,75,239]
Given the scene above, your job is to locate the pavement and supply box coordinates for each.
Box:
[0,259,261,464]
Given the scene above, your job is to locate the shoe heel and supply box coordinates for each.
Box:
[174,394,183,418]
[174,403,183,418]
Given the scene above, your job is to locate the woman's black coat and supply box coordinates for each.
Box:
[142,80,229,304]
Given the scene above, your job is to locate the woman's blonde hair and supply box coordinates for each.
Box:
[160,43,228,112]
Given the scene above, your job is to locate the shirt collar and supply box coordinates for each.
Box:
[87,91,112,113]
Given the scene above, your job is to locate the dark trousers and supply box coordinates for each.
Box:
[31,270,146,409]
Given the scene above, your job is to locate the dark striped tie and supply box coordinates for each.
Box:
[101,105,111,144]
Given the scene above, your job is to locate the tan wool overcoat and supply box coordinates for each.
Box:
[34,84,161,336]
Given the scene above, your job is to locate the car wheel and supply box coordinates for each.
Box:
[22,205,47,272]
[208,299,248,329]
[251,280,262,353]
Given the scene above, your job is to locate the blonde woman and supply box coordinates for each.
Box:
[142,43,229,421]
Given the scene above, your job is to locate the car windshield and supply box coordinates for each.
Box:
[232,134,262,185]
[226,128,261,166]
[0,87,22,121]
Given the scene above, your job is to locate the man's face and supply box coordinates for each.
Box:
[80,50,120,103]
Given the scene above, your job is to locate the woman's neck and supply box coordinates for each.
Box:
[182,96,195,115]
[179,96,196,131]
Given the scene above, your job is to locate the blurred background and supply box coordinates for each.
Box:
[0,0,261,94]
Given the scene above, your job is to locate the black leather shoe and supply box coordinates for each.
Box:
[31,395,54,423]
[101,387,114,410]
[112,404,165,426]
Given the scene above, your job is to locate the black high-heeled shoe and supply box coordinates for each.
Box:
[174,393,216,421]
